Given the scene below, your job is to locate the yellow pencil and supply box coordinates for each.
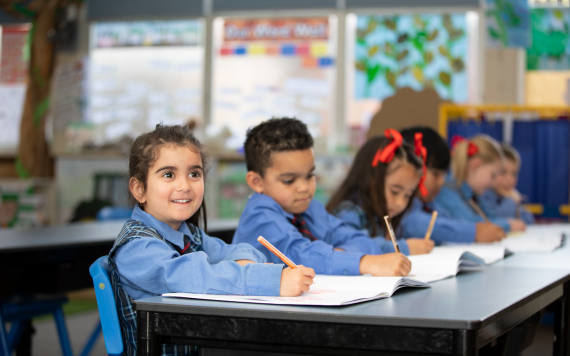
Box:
[383,216,400,253]
[424,211,438,240]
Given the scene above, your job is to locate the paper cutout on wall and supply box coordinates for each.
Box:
[527,8,570,70]
[355,14,468,102]
[486,0,530,48]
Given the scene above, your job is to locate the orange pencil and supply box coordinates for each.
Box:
[257,236,298,269]
[383,216,401,253]
[469,199,490,223]
[424,211,438,240]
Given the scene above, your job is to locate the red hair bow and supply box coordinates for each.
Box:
[372,129,403,167]
[414,133,428,197]
[451,135,478,157]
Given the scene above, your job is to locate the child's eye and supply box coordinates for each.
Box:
[283,179,294,185]
[189,171,202,178]
[390,190,399,196]
[162,172,174,178]
[307,173,315,179]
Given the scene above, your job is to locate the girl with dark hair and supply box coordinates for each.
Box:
[108,124,314,356]
[327,129,434,255]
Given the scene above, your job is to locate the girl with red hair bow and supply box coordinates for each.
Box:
[327,129,435,256]
[432,134,526,234]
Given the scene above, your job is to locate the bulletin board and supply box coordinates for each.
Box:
[211,17,337,148]
[87,20,204,144]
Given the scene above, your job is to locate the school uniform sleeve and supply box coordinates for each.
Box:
[200,230,268,264]
[400,199,476,244]
[520,207,535,224]
[233,194,364,276]
[480,190,535,224]
[333,206,410,255]
[113,236,283,297]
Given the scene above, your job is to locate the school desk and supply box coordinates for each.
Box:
[0,219,238,298]
[134,267,570,356]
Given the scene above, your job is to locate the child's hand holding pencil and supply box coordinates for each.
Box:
[257,236,315,297]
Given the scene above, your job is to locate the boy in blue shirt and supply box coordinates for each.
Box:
[233,118,411,276]
[399,127,506,244]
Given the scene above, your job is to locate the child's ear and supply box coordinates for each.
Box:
[129,177,146,204]
[246,171,264,194]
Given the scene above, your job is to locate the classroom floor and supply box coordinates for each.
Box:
[26,312,554,356]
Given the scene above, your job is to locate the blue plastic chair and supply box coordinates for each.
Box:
[89,256,123,356]
[96,207,132,221]
[0,296,73,356]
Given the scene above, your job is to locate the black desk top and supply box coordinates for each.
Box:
[135,267,569,331]
[0,219,239,253]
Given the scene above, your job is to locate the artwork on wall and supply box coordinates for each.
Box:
[355,13,468,102]
[527,8,570,70]
[485,0,531,48]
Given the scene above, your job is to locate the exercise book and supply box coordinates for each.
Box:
[163,275,429,306]
[408,250,486,283]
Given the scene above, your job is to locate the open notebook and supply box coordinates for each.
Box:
[163,275,429,306]
[433,245,509,265]
[408,250,486,283]
[501,231,563,253]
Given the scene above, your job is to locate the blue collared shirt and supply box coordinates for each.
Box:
[113,205,283,300]
[330,200,410,255]
[233,193,401,276]
[400,198,477,244]
[480,189,535,224]
[432,177,511,232]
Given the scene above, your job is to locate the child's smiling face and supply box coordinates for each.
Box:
[246,148,316,215]
[130,145,204,230]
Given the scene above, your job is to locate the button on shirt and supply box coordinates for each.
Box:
[400,198,476,244]
[113,204,284,300]
[233,193,400,276]
[432,177,511,232]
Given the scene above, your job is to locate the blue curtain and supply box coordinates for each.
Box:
[448,119,570,218]
[513,120,570,218]
[446,118,503,144]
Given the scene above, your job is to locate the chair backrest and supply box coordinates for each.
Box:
[96,206,132,221]
[89,256,123,356]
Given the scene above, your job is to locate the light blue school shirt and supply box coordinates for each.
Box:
[330,200,410,255]
[432,177,511,232]
[113,204,283,300]
[400,198,477,244]
[233,193,401,276]
[480,189,535,224]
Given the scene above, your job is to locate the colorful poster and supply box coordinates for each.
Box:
[355,14,468,102]
[527,8,570,70]
[224,18,328,42]
[486,0,531,48]
[94,21,201,48]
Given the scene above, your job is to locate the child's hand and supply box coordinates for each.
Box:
[475,223,506,242]
[235,259,256,266]
[406,238,435,255]
[508,219,526,232]
[509,189,522,204]
[359,253,411,276]
[279,265,315,297]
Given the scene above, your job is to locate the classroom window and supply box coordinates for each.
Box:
[88,20,204,143]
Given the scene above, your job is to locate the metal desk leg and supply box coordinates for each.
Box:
[137,311,161,356]
[554,281,570,356]
[454,330,478,356]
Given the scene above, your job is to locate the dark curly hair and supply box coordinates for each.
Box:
[129,124,209,231]
[244,118,314,176]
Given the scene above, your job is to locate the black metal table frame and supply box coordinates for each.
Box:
[135,280,570,356]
